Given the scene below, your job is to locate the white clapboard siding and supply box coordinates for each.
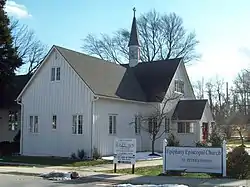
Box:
[154,62,197,151]
[94,98,154,156]
[21,49,94,157]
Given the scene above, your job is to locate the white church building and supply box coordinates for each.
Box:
[16,10,214,157]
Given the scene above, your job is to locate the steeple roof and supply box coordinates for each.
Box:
[128,8,140,47]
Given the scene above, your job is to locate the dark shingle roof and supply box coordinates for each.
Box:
[128,16,140,46]
[172,99,208,120]
[0,74,31,108]
[56,46,147,101]
[55,46,181,102]
[131,59,181,102]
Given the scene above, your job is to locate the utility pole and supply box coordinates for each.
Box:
[201,77,204,99]
[225,82,230,117]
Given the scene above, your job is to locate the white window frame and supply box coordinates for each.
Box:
[29,115,39,133]
[56,67,60,80]
[72,114,83,135]
[174,79,184,94]
[135,116,141,135]
[52,115,57,130]
[109,114,117,135]
[177,122,194,133]
[8,111,18,131]
[51,67,60,81]
[51,67,55,81]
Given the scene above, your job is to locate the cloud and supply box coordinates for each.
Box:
[4,0,32,19]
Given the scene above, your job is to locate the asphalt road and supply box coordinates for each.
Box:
[0,174,118,187]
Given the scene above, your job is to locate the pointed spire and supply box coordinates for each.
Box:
[128,7,139,47]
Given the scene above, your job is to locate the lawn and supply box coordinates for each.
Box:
[0,156,112,167]
[106,165,211,178]
[227,139,250,147]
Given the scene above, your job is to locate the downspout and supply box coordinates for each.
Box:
[90,95,99,158]
[16,99,24,155]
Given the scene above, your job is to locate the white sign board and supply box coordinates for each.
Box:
[165,147,223,173]
[114,138,136,164]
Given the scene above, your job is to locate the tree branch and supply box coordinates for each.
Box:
[82,10,199,64]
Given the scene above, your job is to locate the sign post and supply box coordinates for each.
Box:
[222,140,227,177]
[113,138,136,174]
[162,138,167,174]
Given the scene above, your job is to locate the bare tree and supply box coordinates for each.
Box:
[233,70,250,114]
[193,77,205,99]
[205,81,215,116]
[82,10,199,64]
[130,92,181,155]
[203,77,235,139]
[9,18,48,74]
[226,111,249,145]
[220,70,250,142]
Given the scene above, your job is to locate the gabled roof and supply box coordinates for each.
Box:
[56,46,147,102]
[1,74,31,108]
[17,45,182,103]
[57,46,181,102]
[130,59,181,102]
[172,99,208,120]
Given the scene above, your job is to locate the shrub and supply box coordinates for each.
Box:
[0,141,19,156]
[13,130,21,142]
[208,129,223,147]
[167,133,180,146]
[92,147,101,160]
[77,149,85,160]
[196,141,208,147]
[70,152,77,160]
[227,146,250,179]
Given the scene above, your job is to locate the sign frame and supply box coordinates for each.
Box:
[113,138,137,174]
[162,139,227,177]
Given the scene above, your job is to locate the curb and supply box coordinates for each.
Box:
[0,171,40,176]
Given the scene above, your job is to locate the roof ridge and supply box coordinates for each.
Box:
[132,58,183,67]
[180,99,208,101]
[54,45,127,69]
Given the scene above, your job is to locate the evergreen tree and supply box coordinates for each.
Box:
[0,0,22,106]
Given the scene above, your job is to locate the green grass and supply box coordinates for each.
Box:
[106,165,211,178]
[0,156,112,167]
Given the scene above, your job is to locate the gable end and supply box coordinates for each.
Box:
[16,46,95,101]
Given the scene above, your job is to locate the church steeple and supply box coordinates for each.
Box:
[128,7,139,47]
[128,7,140,67]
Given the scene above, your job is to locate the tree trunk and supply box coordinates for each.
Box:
[151,138,155,155]
[224,126,232,139]
[237,129,244,146]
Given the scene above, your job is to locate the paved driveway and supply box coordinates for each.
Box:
[0,174,116,187]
